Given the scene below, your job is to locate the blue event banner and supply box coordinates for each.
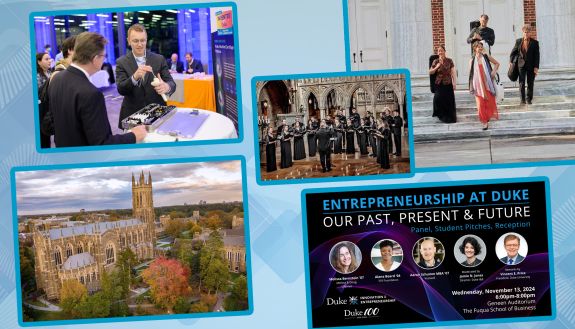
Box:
[302,178,555,329]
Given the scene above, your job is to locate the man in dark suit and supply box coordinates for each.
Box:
[166,53,184,73]
[499,234,525,265]
[510,24,540,105]
[115,24,176,129]
[391,110,403,156]
[316,120,334,172]
[184,52,204,74]
[50,32,146,147]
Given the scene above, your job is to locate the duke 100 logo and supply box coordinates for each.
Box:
[344,307,381,318]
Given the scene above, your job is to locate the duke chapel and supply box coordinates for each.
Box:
[32,172,156,300]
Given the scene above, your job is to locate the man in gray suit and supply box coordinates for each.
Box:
[115,23,176,129]
[499,234,525,265]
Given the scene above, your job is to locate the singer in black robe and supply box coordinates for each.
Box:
[293,122,306,160]
[279,127,293,169]
[345,119,355,154]
[358,119,369,155]
[264,129,277,172]
[307,119,318,157]
[334,120,344,154]
[376,124,391,169]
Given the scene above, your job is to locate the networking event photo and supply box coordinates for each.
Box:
[32,4,239,150]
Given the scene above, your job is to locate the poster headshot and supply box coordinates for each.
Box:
[370,239,403,272]
[453,234,487,267]
[413,237,445,270]
[329,241,362,275]
[496,232,529,265]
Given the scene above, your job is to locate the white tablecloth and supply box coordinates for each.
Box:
[142,107,237,143]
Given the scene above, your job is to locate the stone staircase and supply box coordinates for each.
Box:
[411,79,575,142]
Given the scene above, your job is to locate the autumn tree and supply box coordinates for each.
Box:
[60,279,87,318]
[142,257,192,312]
[165,218,188,238]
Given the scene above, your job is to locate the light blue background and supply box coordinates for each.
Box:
[0,0,574,328]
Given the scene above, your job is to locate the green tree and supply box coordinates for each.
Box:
[19,246,35,291]
[117,249,137,289]
[169,210,186,219]
[173,297,190,314]
[189,302,209,313]
[100,269,130,316]
[78,292,111,318]
[60,279,87,318]
[198,230,228,294]
[202,258,229,295]
[225,275,248,311]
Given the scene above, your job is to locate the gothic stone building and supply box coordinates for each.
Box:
[32,172,157,300]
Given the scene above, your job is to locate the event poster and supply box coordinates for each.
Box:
[303,179,554,328]
[212,8,238,128]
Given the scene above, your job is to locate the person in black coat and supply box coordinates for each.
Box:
[467,14,495,55]
[115,24,176,129]
[293,121,307,160]
[345,119,356,154]
[333,114,345,154]
[358,118,369,155]
[391,110,403,156]
[50,32,146,147]
[316,119,334,172]
[307,118,319,157]
[279,125,293,168]
[184,52,204,74]
[375,119,390,169]
[510,24,540,105]
[166,53,184,73]
[264,127,277,172]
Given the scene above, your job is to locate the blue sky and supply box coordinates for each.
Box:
[15,161,242,215]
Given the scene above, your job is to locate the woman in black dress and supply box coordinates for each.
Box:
[333,117,344,154]
[279,125,293,168]
[307,118,318,157]
[293,121,307,160]
[429,45,457,123]
[345,118,355,154]
[376,119,391,169]
[264,127,277,172]
[358,118,369,156]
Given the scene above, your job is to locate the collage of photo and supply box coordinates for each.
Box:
[6,0,573,328]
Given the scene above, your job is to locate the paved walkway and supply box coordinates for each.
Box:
[415,134,575,168]
[24,297,62,312]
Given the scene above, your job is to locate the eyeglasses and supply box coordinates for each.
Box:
[131,39,147,44]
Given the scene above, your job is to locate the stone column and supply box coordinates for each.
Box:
[536,0,575,69]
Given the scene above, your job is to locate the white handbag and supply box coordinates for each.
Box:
[494,74,504,104]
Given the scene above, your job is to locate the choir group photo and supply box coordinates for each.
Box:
[255,73,411,181]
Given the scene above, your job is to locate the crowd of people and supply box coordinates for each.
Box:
[429,14,540,130]
[262,108,404,173]
[35,23,206,148]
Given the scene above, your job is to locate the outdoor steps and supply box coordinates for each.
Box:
[411,80,575,141]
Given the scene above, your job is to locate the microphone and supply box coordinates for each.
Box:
[151,76,168,102]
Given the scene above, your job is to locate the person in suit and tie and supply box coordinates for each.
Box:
[316,119,334,172]
[115,23,176,129]
[185,52,204,74]
[510,24,540,105]
[49,32,146,147]
[499,234,526,265]
[166,53,184,73]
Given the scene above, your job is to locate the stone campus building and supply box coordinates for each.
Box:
[32,172,156,300]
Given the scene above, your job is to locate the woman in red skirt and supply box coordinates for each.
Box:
[469,41,500,130]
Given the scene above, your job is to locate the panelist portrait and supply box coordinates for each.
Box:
[496,233,528,265]
[371,239,403,272]
[413,237,445,270]
[454,235,486,267]
[329,241,362,275]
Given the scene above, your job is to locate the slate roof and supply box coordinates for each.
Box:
[49,218,143,240]
[62,252,96,270]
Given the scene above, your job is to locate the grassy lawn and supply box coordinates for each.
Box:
[28,309,66,322]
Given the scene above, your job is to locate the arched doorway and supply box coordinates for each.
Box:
[258,81,290,127]
[307,93,319,119]
[375,85,399,119]
[326,89,338,117]
[349,87,370,117]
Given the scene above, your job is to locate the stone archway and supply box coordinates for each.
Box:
[257,80,291,126]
